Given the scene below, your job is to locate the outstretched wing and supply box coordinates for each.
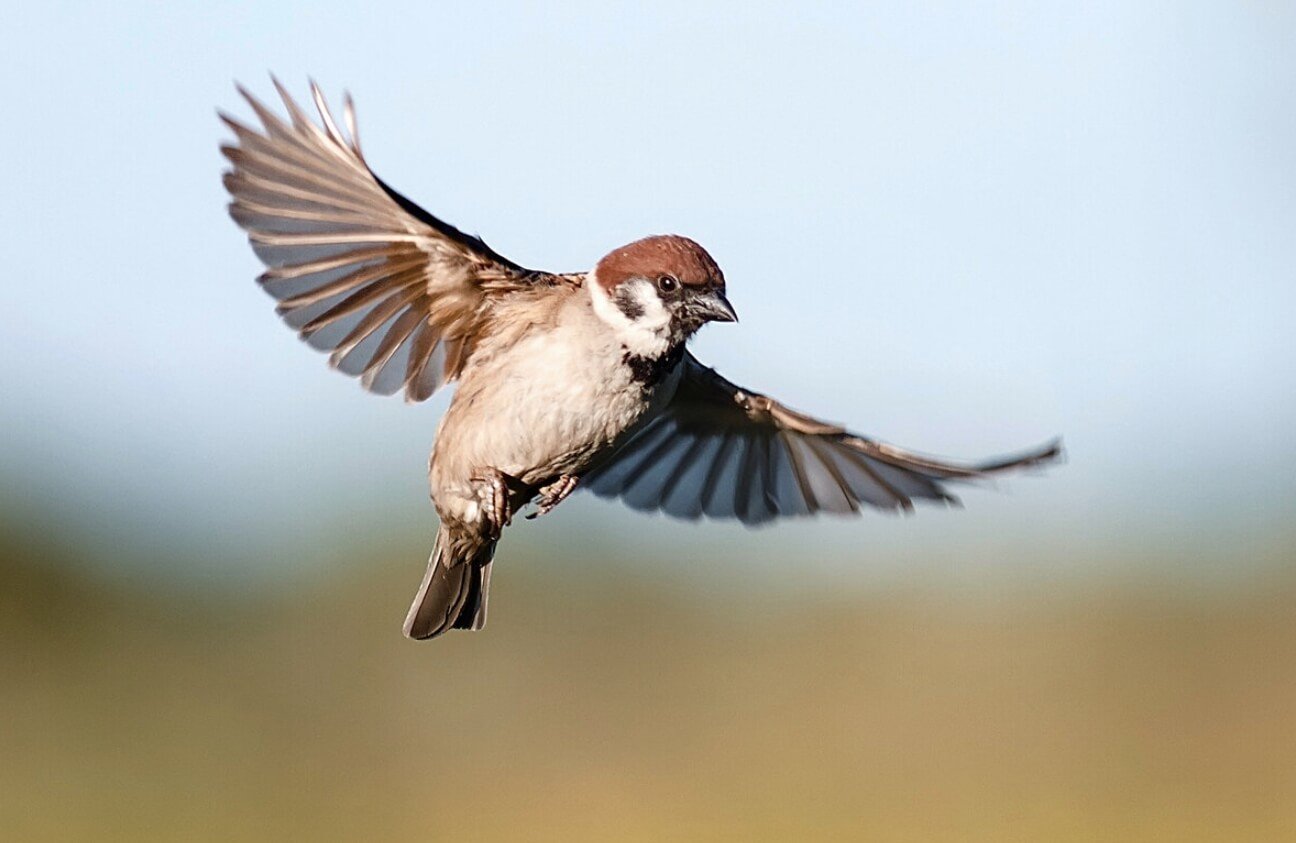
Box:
[221,79,576,402]
[584,353,1060,525]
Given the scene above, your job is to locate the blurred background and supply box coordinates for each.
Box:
[3,2,1294,840]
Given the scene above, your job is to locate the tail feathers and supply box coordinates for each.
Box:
[403,529,496,640]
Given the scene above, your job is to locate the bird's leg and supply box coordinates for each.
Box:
[469,468,515,539]
[527,475,579,519]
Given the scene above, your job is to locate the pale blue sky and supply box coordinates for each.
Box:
[2,3,1292,584]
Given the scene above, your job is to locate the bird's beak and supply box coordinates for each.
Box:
[692,289,739,323]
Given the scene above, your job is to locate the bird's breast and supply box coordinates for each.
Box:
[431,307,681,492]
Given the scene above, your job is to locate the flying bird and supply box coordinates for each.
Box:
[221,80,1060,640]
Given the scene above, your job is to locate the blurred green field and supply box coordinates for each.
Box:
[3,516,1294,842]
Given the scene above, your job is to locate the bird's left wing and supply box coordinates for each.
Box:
[583,353,1060,525]
[221,80,578,402]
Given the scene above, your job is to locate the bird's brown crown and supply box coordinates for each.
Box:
[594,235,725,293]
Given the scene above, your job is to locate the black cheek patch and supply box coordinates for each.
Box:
[613,285,646,320]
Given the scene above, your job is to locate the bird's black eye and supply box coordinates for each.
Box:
[657,275,679,293]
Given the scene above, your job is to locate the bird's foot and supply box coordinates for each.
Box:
[470,469,515,539]
[526,475,579,519]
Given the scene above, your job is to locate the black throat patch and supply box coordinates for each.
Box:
[623,342,684,390]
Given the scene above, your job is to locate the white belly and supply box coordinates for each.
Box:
[430,301,678,509]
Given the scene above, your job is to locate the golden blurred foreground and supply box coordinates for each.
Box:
[2,520,1294,842]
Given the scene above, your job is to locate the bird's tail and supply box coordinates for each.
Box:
[402,526,496,640]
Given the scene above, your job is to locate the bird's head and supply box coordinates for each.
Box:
[588,235,737,358]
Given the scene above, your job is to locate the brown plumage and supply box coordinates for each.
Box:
[594,235,725,293]
[221,79,578,403]
[221,80,1062,640]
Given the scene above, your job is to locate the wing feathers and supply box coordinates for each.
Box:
[300,274,423,338]
[274,255,423,311]
[586,353,1060,525]
[402,320,446,402]
[803,438,861,515]
[658,434,714,520]
[222,80,567,402]
[361,308,426,394]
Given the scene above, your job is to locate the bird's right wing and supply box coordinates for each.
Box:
[221,80,579,402]
[583,353,1061,525]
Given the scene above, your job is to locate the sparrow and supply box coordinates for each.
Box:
[221,81,1061,640]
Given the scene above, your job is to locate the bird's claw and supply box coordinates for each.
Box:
[526,475,579,520]
[470,470,513,539]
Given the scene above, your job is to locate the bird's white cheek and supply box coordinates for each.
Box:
[588,275,671,357]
